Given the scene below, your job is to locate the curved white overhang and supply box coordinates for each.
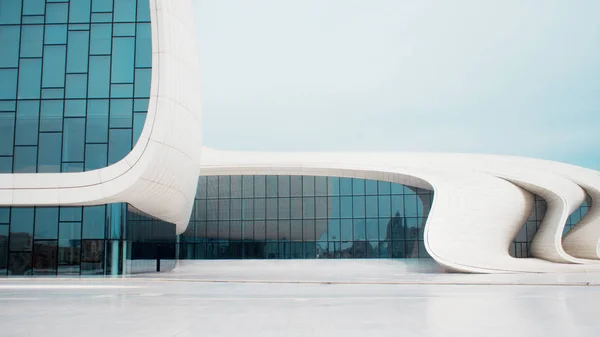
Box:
[0,0,203,234]
[200,148,600,273]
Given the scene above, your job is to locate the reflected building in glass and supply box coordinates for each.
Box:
[180,176,433,260]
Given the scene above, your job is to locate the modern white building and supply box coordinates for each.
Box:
[0,0,599,275]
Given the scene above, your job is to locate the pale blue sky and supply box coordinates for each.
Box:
[194,0,600,169]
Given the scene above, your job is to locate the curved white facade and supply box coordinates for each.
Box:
[0,0,202,234]
[0,0,599,274]
[199,148,600,273]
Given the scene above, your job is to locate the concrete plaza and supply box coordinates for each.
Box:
[1,260,600,337]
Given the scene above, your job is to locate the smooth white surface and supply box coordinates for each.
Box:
[0,0,203,233]
[3,260,600,337]
[199,148,600,273]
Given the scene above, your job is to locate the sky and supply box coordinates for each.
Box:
[194,0,600,169]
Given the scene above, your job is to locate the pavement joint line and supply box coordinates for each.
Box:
[0,278,599,286]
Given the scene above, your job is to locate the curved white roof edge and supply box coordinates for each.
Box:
[0,0,203,234]
[199,147,600,273]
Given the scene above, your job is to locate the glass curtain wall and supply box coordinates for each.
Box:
[510,195,591,258]
[0,0,155,275]
[180,176,434,259]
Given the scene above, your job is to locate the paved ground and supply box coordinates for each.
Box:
[1,260,600,336]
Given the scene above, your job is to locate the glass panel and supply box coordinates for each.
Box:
[315,197,328,218]
[81,239,104,275]
[86,99,109,142]
[40,100,63,131]
[111,37,135,83]
[365,179,378,195]
[9,252,32,275]
[83,205,106,239]
[340,196,352,218]
[65,100,86,117]
[68,0,90,23]
[340,178,352,195]
[42,45,67,88]
[90,24,111,55]
[44,24,67,44]
[114,0,136,22]
[84,143,107,170]
[88,55,110,98]
[33,241,57,275]
[266,176,277,197]
[66,31,89,73]
[134,68,150,97]
[0,113,15,155]
[62,118,85,162]
[0,69,18,100]
[20,25,44,58]
[0,0,22,24]
[302,197,315,219]
[278,176,290,197]
[218,176,230,198]
[230,176,242,197]
[66,74,88,99]
[108,128,132,164]
[242,176,253,197]
[0,26,20,67]
[10,208,34,251]
[14,146,37,173]
[135,23,151,67]
[38,132,62,173]
[18,58,42,99]
[353,196,365,218]
[206,176,218,198]
[302,176,314,196]
[366,196,378,218]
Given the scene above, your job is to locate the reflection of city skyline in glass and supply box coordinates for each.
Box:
[180,175,433,259]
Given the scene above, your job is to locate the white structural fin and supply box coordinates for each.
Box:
[0,0,203,233]
[199,148,600,273]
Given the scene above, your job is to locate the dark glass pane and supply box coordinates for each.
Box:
[315,197,328,218]
[9,252,32,275]
[266,176,277,197]
[0,113,15,155]
[302,197,315,219]
[81,239,104,275]
[266,198,277,220]
[230,176,242,197]
[108,128,132,164]
[278,198,290,219]
[242,176,253,198]
[38,132,62,173]
[218,176,230,198]
[218,199,230,220]
[254,175,266,197]
[206,176,218,198]
[62,118,85,162]
[60,207,82,222]
[83,206,106,239]
[15,101,39,146]
[366,219,379,241]
[278,176,290,197]
[10,207,34,251]
[340,196,352,218]
[290,197,302,219]
[34,207,59,239]
[14,146,37,173]
[290,176,302,196]
[33,241,57,275]
[85,144,107,170]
